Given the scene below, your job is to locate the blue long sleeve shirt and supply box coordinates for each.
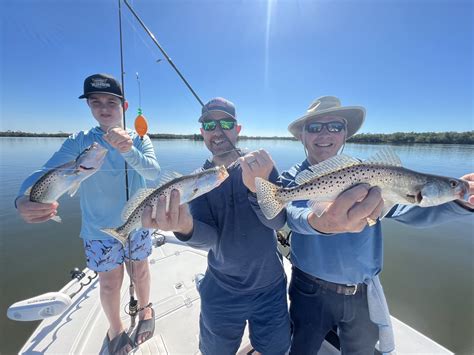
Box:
[281,159,472,352]
[17,127,160,240]
[175,160,286,294]
[281,159,473,285]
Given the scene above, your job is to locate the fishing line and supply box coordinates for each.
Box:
[124,13,160,61]
[135,72,148,140]
[118,0,139,331]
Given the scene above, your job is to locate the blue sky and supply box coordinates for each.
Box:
[1,0,472,137]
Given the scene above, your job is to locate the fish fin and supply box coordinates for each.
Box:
[101,228,128,246]
[67,181,81,197]
[307,200,332,217]
[380,202,396,219]
[255,177,285,220]
[51,215,62,223]
[364,148,402,167]
[295,155,361,185]
[380,189,405,218]
[121,188,155,221]
[159,171,183,185]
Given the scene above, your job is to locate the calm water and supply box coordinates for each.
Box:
[0,137,473,354]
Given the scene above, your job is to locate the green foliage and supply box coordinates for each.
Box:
[1,130,473,144]
[0,131,69,137]
[347,131,474,145]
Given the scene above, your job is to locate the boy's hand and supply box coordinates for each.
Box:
[104,127,133,153]
[16,196,59,223]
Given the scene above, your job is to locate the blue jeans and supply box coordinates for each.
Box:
[198,272,291,355]
[289,267,378,355]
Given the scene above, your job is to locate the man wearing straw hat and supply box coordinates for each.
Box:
[280,96,474,354]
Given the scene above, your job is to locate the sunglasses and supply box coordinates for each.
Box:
[202,119,236,131]
[305,121,346,133]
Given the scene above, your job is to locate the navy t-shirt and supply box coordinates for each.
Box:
[175,161,286,293]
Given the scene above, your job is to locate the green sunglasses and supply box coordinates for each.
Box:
[202,119,236,131]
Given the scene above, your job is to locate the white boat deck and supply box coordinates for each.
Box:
[19,232,453,354]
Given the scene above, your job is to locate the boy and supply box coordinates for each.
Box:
[16,74,160,354]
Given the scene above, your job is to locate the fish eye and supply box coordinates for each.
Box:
[449,180,458,188]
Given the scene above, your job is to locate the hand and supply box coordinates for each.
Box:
[239,149,275,193]
[103,127,133,153]
[16,195,59,223]
[142,189,193,235]
[460,173,474,205]
[308,184,384,234]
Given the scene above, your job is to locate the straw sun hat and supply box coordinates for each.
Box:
[288,96,366,140]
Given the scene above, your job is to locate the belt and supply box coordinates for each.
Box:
[294,267,364,296]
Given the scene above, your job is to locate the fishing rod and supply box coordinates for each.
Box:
[119,0,140,331]
[123,0,204,107]
[121,0,242,161]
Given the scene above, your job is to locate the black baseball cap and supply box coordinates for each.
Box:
[79,74,124,99]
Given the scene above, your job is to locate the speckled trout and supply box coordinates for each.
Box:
[256,149,469,220]
[102,165,229,245]
[26,142,108,222]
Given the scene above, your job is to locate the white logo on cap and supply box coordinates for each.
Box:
[91,78,111,89]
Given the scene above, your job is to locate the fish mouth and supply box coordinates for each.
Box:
[416,192,423,203]
[456,188,469,200]
[79,165,95,171]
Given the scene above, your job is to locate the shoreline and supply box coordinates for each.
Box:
[1,131,473,145]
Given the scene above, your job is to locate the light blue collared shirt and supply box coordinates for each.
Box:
[17,127,160,240]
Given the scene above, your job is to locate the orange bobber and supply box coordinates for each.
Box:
[134,112,148,140]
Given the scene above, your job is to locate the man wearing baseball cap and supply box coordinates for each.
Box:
[16,73,160,353]
[142,97,291,355]
[279,96,474,354]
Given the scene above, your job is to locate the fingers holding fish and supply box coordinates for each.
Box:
[307,184,373,233]
[144,190,193,235]
[367,197,385,225]
[168,190,181,226]
[142,205,157,229]
[460,173,474,204]
[333,184,371,215]
[347,186,383,222]
[17,196,58,223]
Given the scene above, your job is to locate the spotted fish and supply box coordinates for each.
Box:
[255,149,469,220]
[26,142,108,222]
[102,165,229,245]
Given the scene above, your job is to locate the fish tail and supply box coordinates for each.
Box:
[51,215,62,223]
[255,177,285,220]
[101,228,129,246]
